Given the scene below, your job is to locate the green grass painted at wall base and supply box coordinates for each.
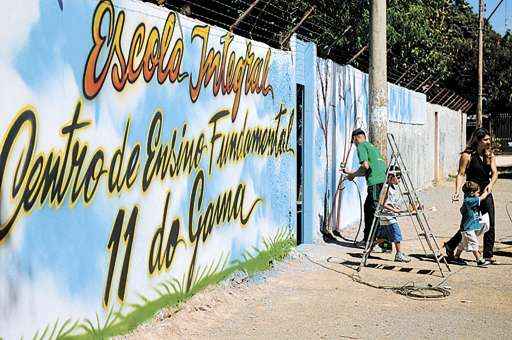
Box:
[31,229,294,340]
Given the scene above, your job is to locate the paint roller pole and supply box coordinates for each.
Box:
[368,0,388,159]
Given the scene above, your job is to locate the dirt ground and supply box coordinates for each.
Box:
[122,176,512,339]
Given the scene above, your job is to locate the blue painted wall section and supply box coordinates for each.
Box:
[0,1,296,337]
[310,62,450,242]
[293,38,316,244]
[0,2,464,336]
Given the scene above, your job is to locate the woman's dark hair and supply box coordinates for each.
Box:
[465,128,490,153]
[463,127,493,164]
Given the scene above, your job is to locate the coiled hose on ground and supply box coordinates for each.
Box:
[325,173,364,244]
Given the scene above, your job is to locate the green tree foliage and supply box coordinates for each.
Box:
[168,0,511,112]
[268,0,511,113]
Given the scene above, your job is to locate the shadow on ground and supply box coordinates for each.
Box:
[322,233,361,250]
[327,256,438,276]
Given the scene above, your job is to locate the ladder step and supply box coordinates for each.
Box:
[360,133,449,276]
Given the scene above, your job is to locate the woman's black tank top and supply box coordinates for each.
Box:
[465,151,491,191]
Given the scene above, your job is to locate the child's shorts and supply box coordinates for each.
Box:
[377,223,403,243]
[458,230,480,252]
[457,219,489,252]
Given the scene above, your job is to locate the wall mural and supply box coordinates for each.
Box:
[313,61,428,240]
[314,61,367,239]
[0,0,296,338]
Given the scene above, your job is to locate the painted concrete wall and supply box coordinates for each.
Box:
[388,121,434,189]
[312,63,465,241]
[0,1,467,336]
[313,61,368,241]
[389,104,465,189]
[292,38,316,244]
[0,1,296,338]
[428,103,467,181]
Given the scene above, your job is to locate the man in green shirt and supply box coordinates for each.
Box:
[343,129,387,247]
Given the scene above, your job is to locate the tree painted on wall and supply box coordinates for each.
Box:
[316,61,331,233]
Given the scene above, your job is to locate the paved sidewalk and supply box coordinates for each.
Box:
[122,178,512,339]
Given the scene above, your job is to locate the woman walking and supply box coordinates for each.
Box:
[444,128,498,265]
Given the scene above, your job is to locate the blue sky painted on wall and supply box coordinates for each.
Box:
[0,1,296,338]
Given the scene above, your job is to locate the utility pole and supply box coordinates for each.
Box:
[477,0,485,128]
[369,0,388,158]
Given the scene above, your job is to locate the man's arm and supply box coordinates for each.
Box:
[345,161,369,178]
[343,144,369,180]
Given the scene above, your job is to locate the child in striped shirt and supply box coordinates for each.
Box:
[375,166,411,263]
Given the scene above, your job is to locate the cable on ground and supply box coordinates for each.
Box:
[302,253,461,301]
[351,272,452,300]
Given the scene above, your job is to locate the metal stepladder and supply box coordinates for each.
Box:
[357,133,451,277]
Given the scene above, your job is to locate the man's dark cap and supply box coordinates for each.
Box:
[351,128,366,137]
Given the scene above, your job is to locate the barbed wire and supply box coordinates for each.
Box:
[163,1,282,45]
[152,0,472,112]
